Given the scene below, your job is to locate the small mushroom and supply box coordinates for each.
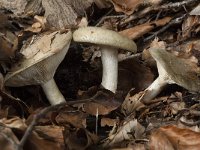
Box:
[122,47,200,115]
[4,30,72,105]
[73,27,137,93]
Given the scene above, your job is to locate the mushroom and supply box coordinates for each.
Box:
[141,47,200,102]
[73,27,137,93]
[4,30,72,105]
[121,46,200,115]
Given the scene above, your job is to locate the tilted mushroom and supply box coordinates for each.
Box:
[73,27,137,93]
[122,45,200,115]
[5,30,72,105]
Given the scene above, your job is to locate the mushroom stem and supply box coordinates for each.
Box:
[101,46,118,93]
[142,76,168,103]
[41,79,65,105]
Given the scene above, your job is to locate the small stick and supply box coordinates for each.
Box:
[120,0,197,25]
[143,14,186,42]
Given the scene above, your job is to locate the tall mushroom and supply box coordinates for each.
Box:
[4,30,72,105]
[122,45,200,115]
[73,27,137,93]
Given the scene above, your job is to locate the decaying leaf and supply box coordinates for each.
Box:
[149,125,200,150]
[55,111,87,128]
[0,126,19,150]
[0,0,42,16]
[0,30,18,62]
[102,119,145,148]
[119,17,172,40]
[64,128,99,150]
[42,0,92,29]
[111,0,161,15]
[101,118,118,127]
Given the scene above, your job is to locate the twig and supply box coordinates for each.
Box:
[120,0,197,25]
[16,103,67,150]
[143,14,186,42]
[95,15,126,27]
[15,97,95,150]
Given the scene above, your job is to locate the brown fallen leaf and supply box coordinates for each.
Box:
[101,118,118,127]
[82,89,121,116]
[34,125,65,148]
[119,17,172,40]
[102,119,145,148]
[0,126,19,150]
[42,0,92,29]
[111,0,161,15]
[64,128,99,150]
[0,30,18,62]
[55,111,87,128]
[0,0,42,16]
[149,125,200,150]
[181,16,200,39]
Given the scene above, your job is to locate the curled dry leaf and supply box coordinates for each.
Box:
[101,118,118,127]
[0,30,18,62]
[34,125,65,148]
[42,0,92,29]
[181,16,200,39]
[0,0,42,16]
[55,111,87,128]
[84,98,120,116]
[0,126,19,150]
[64,128,99,150]
[119,17,172,40]
[25,15,47,33]
[111,0,161,15]
[149,125,200,150]
[0,117,27,131]
[169,102,185,115]
[102,119,145,148]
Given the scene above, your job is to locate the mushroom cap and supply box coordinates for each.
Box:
[5,30,72,86]
[73,27,137,53]
[149,48,200,92]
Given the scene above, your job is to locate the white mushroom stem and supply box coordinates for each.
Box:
[141,62,174,103]
[41,79,65,105]
[101,46,118,93]
[142,76,168,102]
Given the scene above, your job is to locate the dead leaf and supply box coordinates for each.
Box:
[169,102,185,115]
[181,16,200,39]
[0,126,19,150]
[101,118,118,127]
[64,128,99,150]
[34,125,65,147]
[82,89,120,116]
[111,0,161,15]
[42,0,92,29]
[55,111,87,128]
[149,125,200,150]
[102,119,145,148]
[0,30,18,62]
[119,17,172,40]
[111,0,142,15]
